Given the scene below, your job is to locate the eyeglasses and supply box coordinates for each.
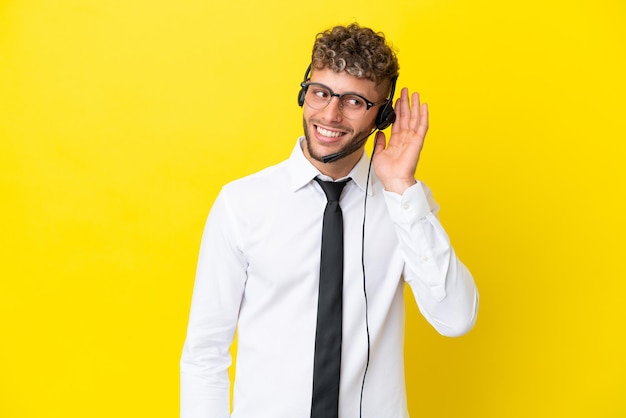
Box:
[300,82,380,120]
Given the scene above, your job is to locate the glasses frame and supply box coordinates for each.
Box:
[299,81,381,118]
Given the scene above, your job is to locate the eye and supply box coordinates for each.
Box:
[342,95,366,109]
[311,87,330,100]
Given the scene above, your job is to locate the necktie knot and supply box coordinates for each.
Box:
[314,177,350,202]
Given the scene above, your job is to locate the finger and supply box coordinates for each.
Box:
[417,102,429,139]
[390,87,406,138]
[409,92,421,131]
[398,87,411,131]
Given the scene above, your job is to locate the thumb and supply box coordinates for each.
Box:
[373,131,387,159]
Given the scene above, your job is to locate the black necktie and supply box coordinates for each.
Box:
[311,177,350,418]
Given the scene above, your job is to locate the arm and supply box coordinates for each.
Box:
[181,191,247,418]
[384,183,478,336]
[374,87,478,336]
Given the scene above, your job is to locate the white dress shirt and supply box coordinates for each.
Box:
[180,137,478,418]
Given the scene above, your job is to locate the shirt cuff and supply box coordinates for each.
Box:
[383,181,431,224]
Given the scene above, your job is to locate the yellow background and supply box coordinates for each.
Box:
[1,0,625,417]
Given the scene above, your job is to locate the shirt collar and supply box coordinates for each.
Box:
[287,136,373,195]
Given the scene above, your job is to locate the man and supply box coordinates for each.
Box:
[181,23,478,418]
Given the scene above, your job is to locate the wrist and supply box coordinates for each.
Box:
[382,178,417,195]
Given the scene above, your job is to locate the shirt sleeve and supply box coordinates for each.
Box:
[383,181,479,337]
[180,190,247,418]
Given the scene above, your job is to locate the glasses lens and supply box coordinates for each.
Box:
[339,94,367,119]
[304,84,331,109]
[304,83,368,119]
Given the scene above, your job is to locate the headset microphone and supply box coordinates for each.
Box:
[321,152,344,164]
[321,129,376,163]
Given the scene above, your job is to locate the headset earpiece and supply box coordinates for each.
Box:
[374,75,398,130]
[375,100,395,130]
[297,88,306,107]
[297,64,312,107]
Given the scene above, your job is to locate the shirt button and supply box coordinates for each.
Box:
[402,203,410,210]
[422,255,430,262]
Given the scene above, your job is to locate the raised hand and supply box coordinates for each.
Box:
[372,87,429,194]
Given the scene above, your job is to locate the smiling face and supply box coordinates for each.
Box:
[302,67,388,178]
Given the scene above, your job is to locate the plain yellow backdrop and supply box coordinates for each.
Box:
[1,0,625,417]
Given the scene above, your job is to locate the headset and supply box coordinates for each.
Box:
[297,64,398,131]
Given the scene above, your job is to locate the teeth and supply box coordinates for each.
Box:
[317,126,343,138]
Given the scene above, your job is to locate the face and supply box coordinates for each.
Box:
[302,68,388,176]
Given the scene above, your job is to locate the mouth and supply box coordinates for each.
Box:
[314,124,348,141]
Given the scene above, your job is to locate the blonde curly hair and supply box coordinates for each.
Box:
[311,23,399,86]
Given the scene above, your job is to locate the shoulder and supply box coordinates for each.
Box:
[219,159,291,204]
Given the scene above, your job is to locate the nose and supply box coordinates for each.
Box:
[319,96,343,122]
